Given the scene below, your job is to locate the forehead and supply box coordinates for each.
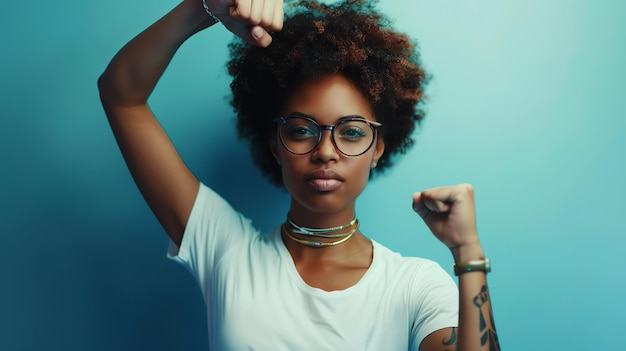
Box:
[282,75,375,123]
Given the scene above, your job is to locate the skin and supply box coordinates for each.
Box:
[98,0,499,350]
[270,74,384,291]
[272,75,384,224]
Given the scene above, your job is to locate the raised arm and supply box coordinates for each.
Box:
[98,0,283,246]
[414,185,500,351]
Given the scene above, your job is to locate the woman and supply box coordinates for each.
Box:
[98,0,500,350]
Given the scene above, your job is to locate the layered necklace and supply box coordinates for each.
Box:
[282,214,359,247]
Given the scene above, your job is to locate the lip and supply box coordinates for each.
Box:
[306,169,344,192]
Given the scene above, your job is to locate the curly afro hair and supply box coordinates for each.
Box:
[228,0,429,187]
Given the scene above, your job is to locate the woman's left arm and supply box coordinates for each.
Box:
[414,184,501,351]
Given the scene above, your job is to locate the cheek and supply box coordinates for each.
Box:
[349,156,376,191]
[356,162,373,186]
[278,154,301,188]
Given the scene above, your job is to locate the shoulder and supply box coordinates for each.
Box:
[372,240,449,276]
[176,182,260,258]
[191,183,254,229]
[371,240,456,298]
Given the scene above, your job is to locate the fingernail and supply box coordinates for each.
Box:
[252,26,264,40]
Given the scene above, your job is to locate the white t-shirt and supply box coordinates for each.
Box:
[168,183,458,350]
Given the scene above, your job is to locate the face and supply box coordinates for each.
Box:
[271,74,385,219]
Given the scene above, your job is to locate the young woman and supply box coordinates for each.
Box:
[98,0,500,350]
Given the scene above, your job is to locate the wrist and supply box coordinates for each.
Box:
[454,257,491,276]
[182,0,218,30]
[450,242,484,263]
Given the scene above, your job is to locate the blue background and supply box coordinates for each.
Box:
[1,0,625,350]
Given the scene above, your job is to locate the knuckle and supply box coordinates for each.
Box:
[249,16,262,26]
[272,20,284,31]
[460,183,474,195]
[260,18,273,28]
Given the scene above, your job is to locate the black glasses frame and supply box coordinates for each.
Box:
[274,114,382,156]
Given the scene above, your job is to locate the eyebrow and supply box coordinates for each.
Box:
[285,111,369,122]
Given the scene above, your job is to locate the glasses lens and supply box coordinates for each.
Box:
[280,117,320,154]
[334,119,375,156]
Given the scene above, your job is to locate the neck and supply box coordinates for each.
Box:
[287,202,357,229]
[287,214,357,237]
[283,202,369,258]
[283,214,359,247]
[281,225,370,263]
[282,215,371,263]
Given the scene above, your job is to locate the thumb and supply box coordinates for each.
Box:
[248,26,273,47]
[224,21,273,47]
[412,192,423,213]
[413,191,451,216]
[412,192,431,218]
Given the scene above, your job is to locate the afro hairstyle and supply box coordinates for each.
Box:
[227,0,430,187]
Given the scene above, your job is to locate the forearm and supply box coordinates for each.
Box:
[454,244,500,351]
[98,0,216,106]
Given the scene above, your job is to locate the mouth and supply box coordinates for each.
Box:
[306,169,344,192]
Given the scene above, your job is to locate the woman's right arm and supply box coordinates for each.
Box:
[97,0,283,246]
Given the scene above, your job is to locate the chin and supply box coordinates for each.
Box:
[292,188,359,215]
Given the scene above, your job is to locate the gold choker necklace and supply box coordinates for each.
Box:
[282,225,357,247]
[286,215,358,238]
[282,215,359,248]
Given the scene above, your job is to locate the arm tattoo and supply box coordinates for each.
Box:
[473,285,501,351]
[442,327,457,350]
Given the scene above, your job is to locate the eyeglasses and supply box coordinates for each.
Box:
[275,114,382,156]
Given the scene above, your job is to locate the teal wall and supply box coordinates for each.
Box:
[1,0,624,350]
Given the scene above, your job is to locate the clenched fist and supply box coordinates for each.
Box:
[202,0,284,47]
[413,184,484,261]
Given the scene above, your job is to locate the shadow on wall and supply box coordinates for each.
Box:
[0,132,288,351]
[201,135,291,233]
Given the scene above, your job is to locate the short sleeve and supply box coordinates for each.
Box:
[167,182,257,293]
[409,261,459,350]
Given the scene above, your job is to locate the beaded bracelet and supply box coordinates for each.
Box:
[202,0,220,23]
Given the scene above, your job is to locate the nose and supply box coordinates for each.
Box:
[311,129,339,163]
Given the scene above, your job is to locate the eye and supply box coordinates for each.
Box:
[337,121,369,141]
[289,126,314,135]
[285,123,318,139]
[341,128,366,138]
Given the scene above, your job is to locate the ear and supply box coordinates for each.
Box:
[371,137,385,168]
[269,138,281,165]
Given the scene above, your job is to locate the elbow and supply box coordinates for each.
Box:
[97,69,147,108]
[97,71,117,107]
[97,72,107,94]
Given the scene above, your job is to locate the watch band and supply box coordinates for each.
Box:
[454,258,491,276]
